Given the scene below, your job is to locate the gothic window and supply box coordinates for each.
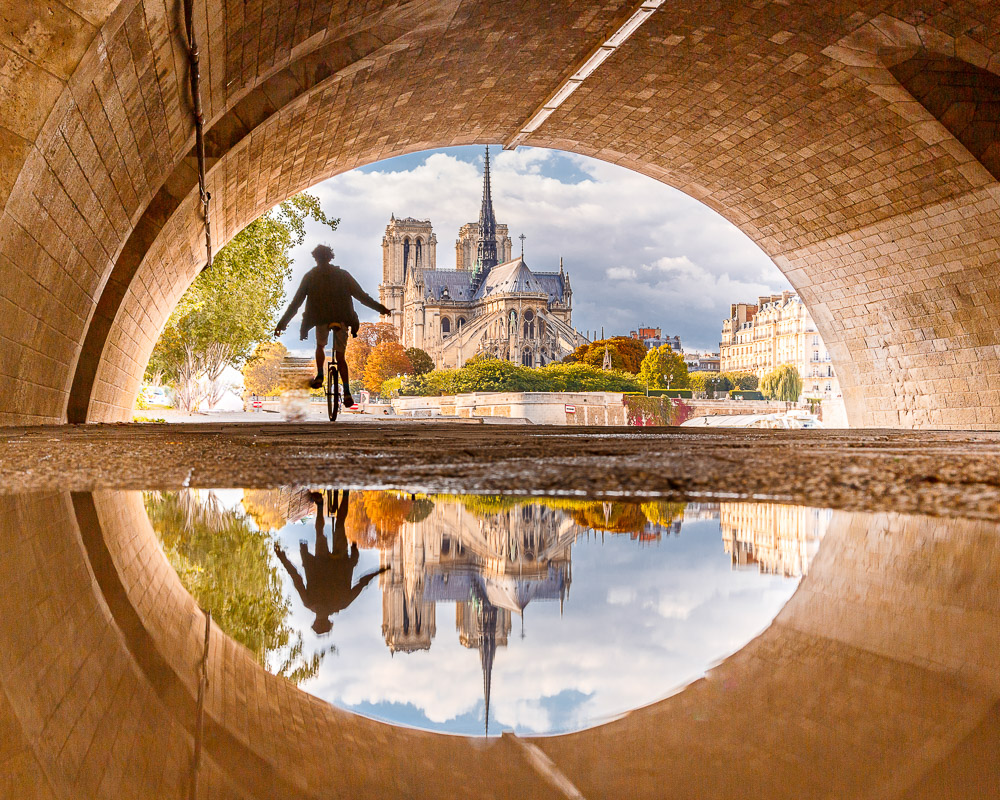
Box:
[521,349,533,367]
[403,237,410,278]
[523,322,529,338]
[441,317,451,335]
[524,309,534,322]
[538,319,545,336]
[415,238,422,268]
[457,317,466,328]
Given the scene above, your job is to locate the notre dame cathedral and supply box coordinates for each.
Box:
[379,147,588,369]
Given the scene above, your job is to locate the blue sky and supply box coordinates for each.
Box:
[277,146,790,354]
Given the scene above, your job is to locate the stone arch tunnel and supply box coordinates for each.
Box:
[2,0,1000,428]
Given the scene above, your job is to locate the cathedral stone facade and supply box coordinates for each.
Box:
[379,147,587,369]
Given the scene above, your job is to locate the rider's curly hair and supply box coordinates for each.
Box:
[312,244,334,262]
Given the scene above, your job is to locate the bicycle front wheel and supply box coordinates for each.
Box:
[326,362,339,421]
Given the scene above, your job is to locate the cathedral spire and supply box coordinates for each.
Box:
[474,146,499,281]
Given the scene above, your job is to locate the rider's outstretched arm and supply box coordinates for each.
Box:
[275,277,309,334]
[347,275,391,316]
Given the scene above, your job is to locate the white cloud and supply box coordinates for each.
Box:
[274,146,790,354]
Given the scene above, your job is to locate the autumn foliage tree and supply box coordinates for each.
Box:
[363,342,413,393]
[564,336,647,373]
[242,341,288,396]
[346,321,398,379]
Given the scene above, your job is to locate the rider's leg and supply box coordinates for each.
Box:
[312,325,329,388]
[335,350,349,388]
[332,326,353,405]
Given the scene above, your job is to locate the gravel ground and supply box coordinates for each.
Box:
[4,422,1000,520]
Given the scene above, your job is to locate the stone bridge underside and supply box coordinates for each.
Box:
[3,0,1000,428]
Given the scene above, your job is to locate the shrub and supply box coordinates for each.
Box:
[622,395,692,426]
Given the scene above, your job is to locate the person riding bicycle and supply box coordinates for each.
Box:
[274,244,391,408]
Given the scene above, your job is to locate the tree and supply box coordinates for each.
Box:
[689,371,733,398]
[637,345,690,390]
[564,337,647,374]
[760,364,803,401]
[363,342,412,393]
[146,192,338,406]
[143,490,323,684]
[721,371,758,391]
[405,347,434,375]
[243,341,288,396]
[346,322,399,380]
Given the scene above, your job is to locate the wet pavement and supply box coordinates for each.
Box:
[4,422,1000,519]
[2,423,1000,799]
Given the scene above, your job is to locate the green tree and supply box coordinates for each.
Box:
[146,192,338,406]
[689,370,735,398]
[760,364,803,401]
[143,490,323,684]
[637,345,690,390]
[405,347,434,375]
[721,371,758,391]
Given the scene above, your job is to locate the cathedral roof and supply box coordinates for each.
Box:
[423,269,473,302]
[419,259,570,304]
[473,257,567,301]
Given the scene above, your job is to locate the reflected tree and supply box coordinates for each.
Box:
[144,490,324,683]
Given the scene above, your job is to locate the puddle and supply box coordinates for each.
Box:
[144,489,829,736]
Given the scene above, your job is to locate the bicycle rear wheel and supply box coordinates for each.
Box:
[326,361,339,421]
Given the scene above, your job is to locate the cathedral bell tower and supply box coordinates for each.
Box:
[380,215,436,339]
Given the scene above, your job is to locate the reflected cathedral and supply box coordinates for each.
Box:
[379,500,578,732]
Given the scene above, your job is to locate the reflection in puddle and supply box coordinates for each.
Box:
[145,490,830,736]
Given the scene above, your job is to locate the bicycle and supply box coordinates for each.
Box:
[326,356,340,421]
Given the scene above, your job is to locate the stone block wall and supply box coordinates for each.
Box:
[3,2,1000,428]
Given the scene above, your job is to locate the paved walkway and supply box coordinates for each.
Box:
[3,423,1000,519]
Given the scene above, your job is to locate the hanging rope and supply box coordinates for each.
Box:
[183,0,213,269]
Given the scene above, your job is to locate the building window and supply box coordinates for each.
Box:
[812,335,819,346]
[457,317,466,328]
[522,350,533,367]
[441,317,451,335]
[825,382,832,392]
